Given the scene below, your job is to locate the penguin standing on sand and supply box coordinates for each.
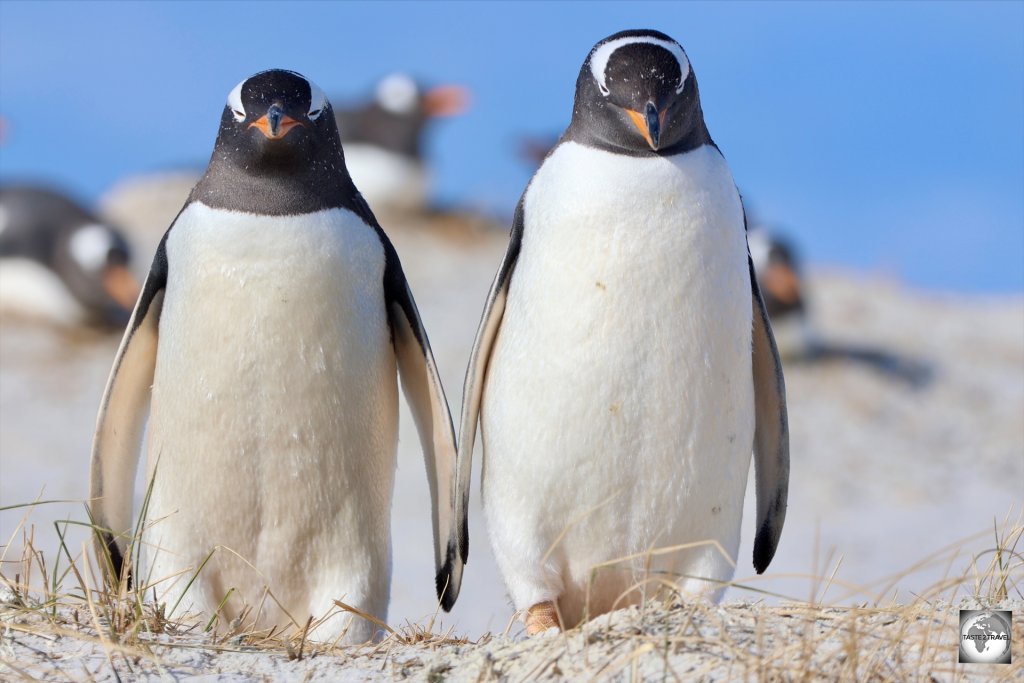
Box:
[89,69,460,643]
[0,185,140,327]
[448,31,789,634]
[334,74,468,214]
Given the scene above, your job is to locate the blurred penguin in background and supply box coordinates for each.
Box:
[334,73,469,215]
[747,222,932,386]
[0,185,140,328]
[99,75,470,243]
[747,225,811,358]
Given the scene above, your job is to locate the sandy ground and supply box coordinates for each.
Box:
[3,593,1022,681]
[1,176,1022,678]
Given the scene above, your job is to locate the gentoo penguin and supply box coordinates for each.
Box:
[746,226,932,384]
[747,225,811,358]
[449,30,789,634]
[334,74,468,214]
[0,185,140,327]
[747,226,805,321]
[89,69,460,643]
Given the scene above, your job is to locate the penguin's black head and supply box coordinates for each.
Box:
[570,30,709,155]
[194,69,358,214]
[216,69,342,172]
[749,229,805,319]
[58,221,140,326]
[336,73,468,158]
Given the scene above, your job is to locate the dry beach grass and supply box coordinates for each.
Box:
[1,504,1021,681]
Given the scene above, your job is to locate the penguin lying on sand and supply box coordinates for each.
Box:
[334,73,468,214]
[89,69,460,643]
[0,185,140,328]
[447,30,790,634]
[747,226,932,384]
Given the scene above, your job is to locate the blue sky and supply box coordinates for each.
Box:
[1,1,1021,292]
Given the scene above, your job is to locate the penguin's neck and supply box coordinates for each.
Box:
[565,119,713,159]
[190,160,355,217]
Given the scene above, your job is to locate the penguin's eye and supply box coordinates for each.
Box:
[308,107,323,120]
[598,83,610,97]
[231,109,246,122]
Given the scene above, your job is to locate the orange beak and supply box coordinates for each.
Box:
[101,264,142,311]
[423,84,470,118]
[762,263,803,306]
[626,105,668,151]
[249,104,303,140]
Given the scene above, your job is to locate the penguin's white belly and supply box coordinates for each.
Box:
[343,144,429,213]
[145,203,397,641]
[482,143,754,621]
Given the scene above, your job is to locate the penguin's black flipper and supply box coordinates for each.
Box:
[748,254,790,573]
[453,198,526,579]
[89,235,169,585]
[385,265,460,612]
[352,194,461,611]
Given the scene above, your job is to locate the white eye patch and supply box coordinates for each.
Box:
[227,78,246,121]
[69,224,115,272]
[226,71,328,121]
[590,36,691,96]
[376,73,419,114]
[306,78,327,120]
[228,71,327,120]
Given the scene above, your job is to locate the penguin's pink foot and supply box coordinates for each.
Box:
[525,600,561,635]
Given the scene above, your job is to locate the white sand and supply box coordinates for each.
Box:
[4,593,1021,680]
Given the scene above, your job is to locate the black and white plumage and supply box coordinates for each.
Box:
[89,69,460,643]
[0,185,140,327]
[334,74,468,213]
[450,30,789,633]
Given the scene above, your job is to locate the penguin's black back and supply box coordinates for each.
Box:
[2,186,94,260]
[0,185,131,265]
